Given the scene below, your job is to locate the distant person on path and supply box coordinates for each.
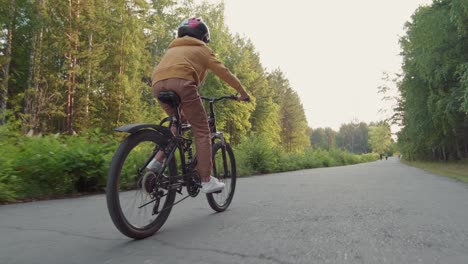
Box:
[380,153,383,160]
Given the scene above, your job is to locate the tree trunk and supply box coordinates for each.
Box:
[454,135,462,160]
[461,123,467,159]
[85,31,93,119]
[24,14,46,134]
[66,0,79,134]
[0,0,15,125]
[116,30,125,124]
[464,127,468,158]
[442,145,447,161]
[24,31,37,133]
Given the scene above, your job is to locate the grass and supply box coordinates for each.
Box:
[403,159,468,183]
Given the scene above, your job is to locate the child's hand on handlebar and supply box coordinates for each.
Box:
[238,93,251,102]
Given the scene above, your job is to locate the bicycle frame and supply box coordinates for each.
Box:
[156,94,237,179]
[203,95,238,145]
[114,94,237,192]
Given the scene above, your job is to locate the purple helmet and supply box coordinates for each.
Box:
[177,17,211,43]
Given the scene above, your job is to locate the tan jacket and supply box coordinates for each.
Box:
[152,36,244,94]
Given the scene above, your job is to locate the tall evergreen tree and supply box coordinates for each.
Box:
[268,69,309,152]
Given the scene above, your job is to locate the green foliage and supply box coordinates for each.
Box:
[397,0,468,160]
[0,139,19,202]
[368,123,393,154]
[236,134,279,174]
[235,135,379,176]
[336,122,370,154]
[0,174,17,202]
[404,159,468,183]
[313,122,383,155]
[311,127,337,150]
[0,133,378,202]
[0,132,117,201]
[267,70,309,152]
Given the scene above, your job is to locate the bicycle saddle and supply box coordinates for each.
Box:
[158,91,180,107]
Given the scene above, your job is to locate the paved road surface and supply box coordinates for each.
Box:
[1,158,468,264]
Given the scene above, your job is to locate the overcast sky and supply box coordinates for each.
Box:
[201,0,433,131]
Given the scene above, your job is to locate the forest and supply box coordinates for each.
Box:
[393,0,468,161]
[0,0,310,149]
[4,0,464,201]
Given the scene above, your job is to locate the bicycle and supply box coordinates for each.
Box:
[106,91,239,239]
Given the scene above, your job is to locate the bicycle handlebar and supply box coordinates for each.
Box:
[201,95,239,102]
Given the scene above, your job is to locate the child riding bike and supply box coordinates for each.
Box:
[149,17,250,194]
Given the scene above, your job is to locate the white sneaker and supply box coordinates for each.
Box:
[201,176,225,193]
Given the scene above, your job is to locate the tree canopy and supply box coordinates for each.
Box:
[396,0,468,160]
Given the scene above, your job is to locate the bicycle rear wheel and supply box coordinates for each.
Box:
[106,130,176,239]
[207,142,236,212]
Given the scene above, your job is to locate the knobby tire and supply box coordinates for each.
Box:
[207,142,237,212]
[106,130,177,239]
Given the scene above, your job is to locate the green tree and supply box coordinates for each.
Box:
[397,0,468,160]
[0,0,15,125]
[311,128,327,149]
[0,0,38,127]
[268,69,309,152]
[192,2,257,144]
[311,127,336,150]
[368,123,392,154]
[336,122,370,153]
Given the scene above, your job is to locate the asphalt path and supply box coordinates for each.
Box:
[1,158,468,264]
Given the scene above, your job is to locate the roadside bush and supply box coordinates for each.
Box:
[235,142,379,176]
[0,130,378,202]
[356,153,377,163]
[14,136,75,197]
[0,127,21,202]
[310,149,334,167]
[0,130,118,201]
[61,133,118,192]
[0,175,17,202]
[236,135,279,175]
[277,152,303,171]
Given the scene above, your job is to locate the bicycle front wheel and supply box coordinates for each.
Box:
[207,142,236,212]
[106,130,177,239]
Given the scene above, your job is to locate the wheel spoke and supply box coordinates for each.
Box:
[106,130,177,238]
[207,142,236,212]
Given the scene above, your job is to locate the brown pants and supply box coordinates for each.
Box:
[153,78,212,178]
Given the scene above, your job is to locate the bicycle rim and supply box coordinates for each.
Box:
[207,142,236,212]
[106,130,176,239]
